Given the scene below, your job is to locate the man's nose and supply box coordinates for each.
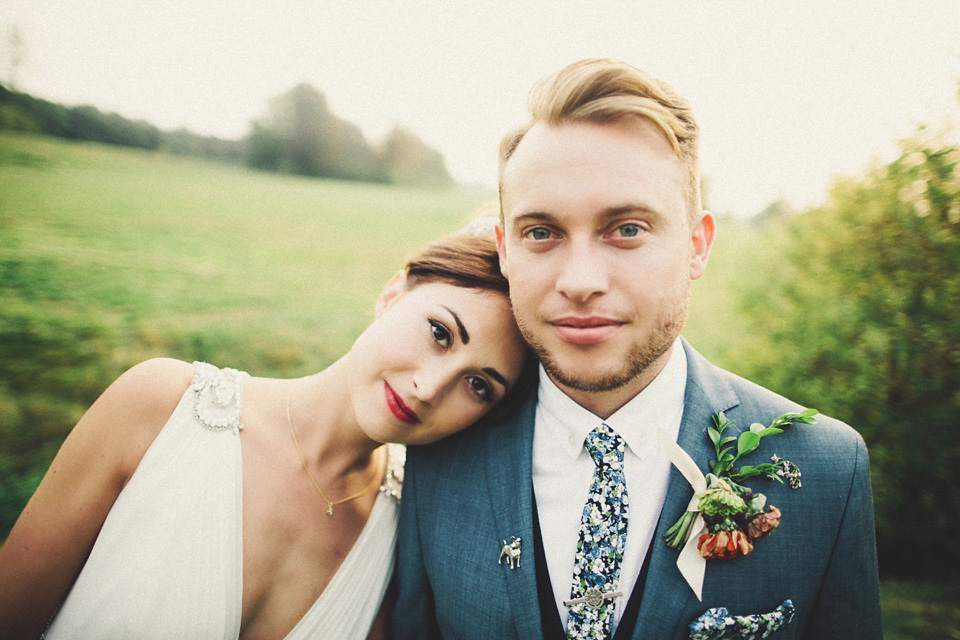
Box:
[555,240,609,303]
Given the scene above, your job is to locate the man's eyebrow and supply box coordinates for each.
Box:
[603,203,661,219]
[510,211,552,228]
[441,306,470,345]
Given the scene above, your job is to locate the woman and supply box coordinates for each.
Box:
[0,224,534,639]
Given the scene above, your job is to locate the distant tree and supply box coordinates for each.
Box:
[732,126,960,577]
[245,83,382,182]
[161,127,244,163]
[751,198,793,225]
[376,125,453,186]
[3,24,24,91]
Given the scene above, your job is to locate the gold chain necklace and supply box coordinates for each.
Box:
[286,389,382,516]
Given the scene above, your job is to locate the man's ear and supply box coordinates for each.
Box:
[689,210,716,280]
[375,270,408,317]
[495,224,509,280]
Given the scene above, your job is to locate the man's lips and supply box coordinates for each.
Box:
[384,382,419,424]
[549,316,625,345]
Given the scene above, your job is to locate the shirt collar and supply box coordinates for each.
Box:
[537,338,688,460]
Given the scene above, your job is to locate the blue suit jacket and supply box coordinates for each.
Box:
[390,341,882,639]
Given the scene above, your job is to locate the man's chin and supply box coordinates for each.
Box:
[541,356,638,393]
[535,335,676,395]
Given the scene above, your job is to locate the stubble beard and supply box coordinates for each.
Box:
[516,290,690,394]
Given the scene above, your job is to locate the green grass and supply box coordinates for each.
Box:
[881,580,960,639]
[1,130,495,373]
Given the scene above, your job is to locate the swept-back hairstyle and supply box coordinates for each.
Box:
[499,58,702,224]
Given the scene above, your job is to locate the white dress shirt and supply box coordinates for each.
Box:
[532,339,687,634]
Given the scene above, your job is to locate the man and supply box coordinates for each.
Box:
[390,58,881,639]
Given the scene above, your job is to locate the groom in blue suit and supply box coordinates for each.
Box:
[390,59,882,639]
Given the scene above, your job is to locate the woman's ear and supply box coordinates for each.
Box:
[375,270,408,317]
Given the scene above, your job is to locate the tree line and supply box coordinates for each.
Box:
[0,82,452,186]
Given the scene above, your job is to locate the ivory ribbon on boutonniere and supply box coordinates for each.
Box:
[654,430,708,600]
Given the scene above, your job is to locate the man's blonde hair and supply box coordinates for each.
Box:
[498,58,702,226]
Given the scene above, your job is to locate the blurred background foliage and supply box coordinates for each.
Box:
[727,130,960,578]
[1,83,959,601]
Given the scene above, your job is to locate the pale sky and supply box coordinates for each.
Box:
[2,1,958,217]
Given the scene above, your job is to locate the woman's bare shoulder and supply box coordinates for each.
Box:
[109,357,195,413]
[81,358,196,471]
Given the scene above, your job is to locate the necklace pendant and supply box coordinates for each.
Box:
[326,504,334,516]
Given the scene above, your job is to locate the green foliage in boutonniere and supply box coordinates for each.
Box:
[664,409,817,560]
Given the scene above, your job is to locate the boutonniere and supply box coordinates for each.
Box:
[653,409,816,599]
[665,409,815,559]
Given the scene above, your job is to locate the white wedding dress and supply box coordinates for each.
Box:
[43,362,403,640]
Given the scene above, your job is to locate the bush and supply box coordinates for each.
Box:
[731,129,960,577]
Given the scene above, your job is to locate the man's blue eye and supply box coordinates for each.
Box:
[529,228,551,240]
[619,224,641,237]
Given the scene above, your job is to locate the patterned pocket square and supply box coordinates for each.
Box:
[688,599,795,640]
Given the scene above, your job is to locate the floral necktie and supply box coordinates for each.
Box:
[565,423,629,639]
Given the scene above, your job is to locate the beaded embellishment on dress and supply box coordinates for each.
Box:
[191,361,247,434]
[380,444,405,502]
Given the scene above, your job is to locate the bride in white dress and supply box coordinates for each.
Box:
[0,227,534,640]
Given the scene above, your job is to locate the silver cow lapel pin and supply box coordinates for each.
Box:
[498,536,522,569]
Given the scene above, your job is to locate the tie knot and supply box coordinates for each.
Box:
[584,423,624,468]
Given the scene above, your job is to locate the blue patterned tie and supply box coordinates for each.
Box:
[565,423,629,640]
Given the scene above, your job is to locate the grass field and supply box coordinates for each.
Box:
[1,130,496,374]
[2,131,957,637]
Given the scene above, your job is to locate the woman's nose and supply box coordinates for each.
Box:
[412,365,457,406]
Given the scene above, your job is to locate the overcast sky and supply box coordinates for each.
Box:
[2,1,958,216]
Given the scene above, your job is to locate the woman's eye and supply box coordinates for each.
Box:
[467,375,492,401]
[616,223,641,238]
[526,227,552,241]
[429,320,451,348]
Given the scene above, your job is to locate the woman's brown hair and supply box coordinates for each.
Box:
[404,232,509,295]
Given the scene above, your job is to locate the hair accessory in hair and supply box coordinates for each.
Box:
[457,216,498,237]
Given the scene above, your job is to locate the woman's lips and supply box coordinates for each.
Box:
[550,316,624,345]
[384,382,419,424]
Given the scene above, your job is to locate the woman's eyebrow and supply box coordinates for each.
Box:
[441,306,470,344]
[483,367,509,390]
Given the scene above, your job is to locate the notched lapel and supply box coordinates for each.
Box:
[632,340,740,638]
[482,395,543,639]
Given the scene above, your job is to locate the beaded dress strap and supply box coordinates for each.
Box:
[190,361,247,434]
[380,443,405,502]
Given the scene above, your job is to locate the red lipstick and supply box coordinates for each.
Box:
[384,382,419,424]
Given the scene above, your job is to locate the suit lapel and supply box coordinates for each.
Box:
[483,394,543,639]
[632,340,739,638]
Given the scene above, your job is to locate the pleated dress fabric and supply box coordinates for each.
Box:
[43,362,400,640]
